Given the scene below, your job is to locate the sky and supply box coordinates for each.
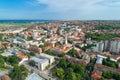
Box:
[0,0,120,20]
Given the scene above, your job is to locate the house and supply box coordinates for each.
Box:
[91,70,102,80]
[44,46,52,51]
[16,54,28,64]
[1,75,11,80]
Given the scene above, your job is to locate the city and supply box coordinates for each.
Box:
[1,0,120,80]
[0,21,120,80]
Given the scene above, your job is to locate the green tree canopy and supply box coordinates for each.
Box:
[9,65,28,80]
[66,48,80,58]
[29,60,35,67]
[64,68,77,80]
[7,55,19,66]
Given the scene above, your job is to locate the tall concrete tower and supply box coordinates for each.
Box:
[65,34,68,45]
[32,30,37,39]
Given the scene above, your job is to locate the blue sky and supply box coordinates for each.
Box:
[0,0,120,20]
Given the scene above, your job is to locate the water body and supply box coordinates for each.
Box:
[0,20,59,23]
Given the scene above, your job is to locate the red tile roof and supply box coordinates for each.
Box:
[91,71,101,79]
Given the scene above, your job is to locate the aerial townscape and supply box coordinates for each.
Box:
[1,0,120,80]
[0,20,120,80]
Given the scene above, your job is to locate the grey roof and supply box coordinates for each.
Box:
[30,57,49,64]
[26,73,44,80]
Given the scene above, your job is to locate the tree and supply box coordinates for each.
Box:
[53,58,86,80]
[112,73,120,80]
[66,48,80,58]
[0,34,3,41]
[9,65,28,80]
[56,68,64,79]
[29,60,35,67]
[29,52,36,56]
[0,58,4,68]
[9,65,22,80]
[85,32,120,42]
[95,25,120,30]
[74,64,85,76]
[102,71,112,79]
[76,73,81,80]
[27,36,33,41]
[20,65,28,79]
[102,58,118,68]
[58,58,67,69]
[55,41,61,46]
[39,45,44,49]
[100,77,105,80]
[7,55,19,66]
[44,49,55,56]
[67,61,75,70]
[64,68,77,80]
[102,71,120,80]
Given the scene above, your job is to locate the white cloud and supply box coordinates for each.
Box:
[35,0,120,20]
[36,0,108,12]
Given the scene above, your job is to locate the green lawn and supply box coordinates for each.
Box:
[0,23,32,28]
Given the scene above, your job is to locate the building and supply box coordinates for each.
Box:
[104,38,120,54]
[1,75,11,80]
[96,54,118,64]
[91,70,101,80]
[2,49,17,57]
[16,54,28,64]
[93,38,120,54]
[32,30,39,39]
[39,53,54,64]
[30,57,49,71]
[29,45,40,53]
[109,38,120,54]
[65,34,68,45]
[96,57,103,64]
[26,73,44,80]
[92,42,104,53]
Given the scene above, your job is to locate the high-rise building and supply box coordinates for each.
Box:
[32,30,38,39]
[65,34,68,45]
[93,38,120,54]
[109,38,120,54]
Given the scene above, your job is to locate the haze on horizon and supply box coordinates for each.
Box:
[0,0,120,20]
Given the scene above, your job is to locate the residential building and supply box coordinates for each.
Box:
[16,54,28,64]
[1,75,11,80]
[91,70,101,80]
[93,38,120,54]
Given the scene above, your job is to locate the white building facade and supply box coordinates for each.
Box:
[30,57,49,71]
[40,53,54,64]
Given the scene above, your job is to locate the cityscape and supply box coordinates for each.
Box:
[1,0,120,80]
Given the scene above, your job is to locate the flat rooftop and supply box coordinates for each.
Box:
[26,73,44,80]
[40,53,54,59]
[30,57,48,64]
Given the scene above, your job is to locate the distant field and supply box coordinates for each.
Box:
[0,23,32,28]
